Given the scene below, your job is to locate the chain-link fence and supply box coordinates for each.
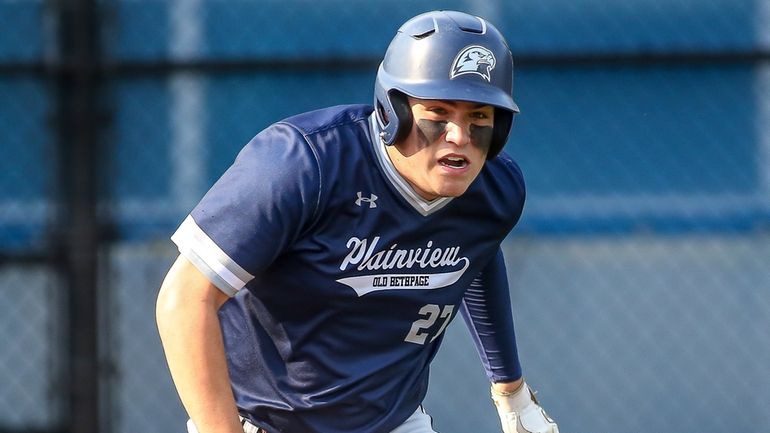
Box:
[2,1,769,432]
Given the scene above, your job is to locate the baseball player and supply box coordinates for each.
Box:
[157,10,559,433]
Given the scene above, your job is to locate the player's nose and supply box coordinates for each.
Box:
[443,121,471,147]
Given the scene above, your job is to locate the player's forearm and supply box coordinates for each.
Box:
[156,257,243,433]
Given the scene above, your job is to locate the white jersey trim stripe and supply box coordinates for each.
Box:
[171,215,254,296]
[179,247,239,298]
[369,114,453,216]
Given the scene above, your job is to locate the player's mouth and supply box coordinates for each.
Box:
[438,155,469,170]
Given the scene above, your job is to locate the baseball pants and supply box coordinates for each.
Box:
[186,406,437,433]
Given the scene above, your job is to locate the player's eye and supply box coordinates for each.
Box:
[426,107,448,115]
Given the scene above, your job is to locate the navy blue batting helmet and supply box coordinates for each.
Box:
[374,10,519,158]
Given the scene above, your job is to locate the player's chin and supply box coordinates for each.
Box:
[432,172,479,197]
[433,181,472,198]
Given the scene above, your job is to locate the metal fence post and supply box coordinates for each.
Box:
[55,1,103,432]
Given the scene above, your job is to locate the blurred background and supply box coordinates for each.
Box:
[1,0,769,432]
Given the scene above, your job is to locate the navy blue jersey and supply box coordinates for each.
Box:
[172,104,525,433]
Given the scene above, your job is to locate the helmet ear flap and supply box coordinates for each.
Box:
[389,91,412,144]
[489,108,514,159]
[375,88,413,146]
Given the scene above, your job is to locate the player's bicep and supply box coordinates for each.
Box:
[158,255,231,313]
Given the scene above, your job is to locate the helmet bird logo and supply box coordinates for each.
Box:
[450,45,496,82]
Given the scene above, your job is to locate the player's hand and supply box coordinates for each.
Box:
[491,381,559,433]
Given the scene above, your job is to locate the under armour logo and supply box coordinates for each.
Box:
[355,191,378,208]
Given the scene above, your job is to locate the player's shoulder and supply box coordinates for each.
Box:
[276,104,376,173]
[468,149,526,227]
[243,104,374,166]
[483,149,525,194]
[280,104,374,136]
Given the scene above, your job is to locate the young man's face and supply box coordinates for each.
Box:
[386,97,495,201]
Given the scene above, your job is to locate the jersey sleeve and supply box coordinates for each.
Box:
[171,122,321,296]
[460,247,522,383]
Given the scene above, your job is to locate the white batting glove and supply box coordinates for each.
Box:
[491,381,559,433]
